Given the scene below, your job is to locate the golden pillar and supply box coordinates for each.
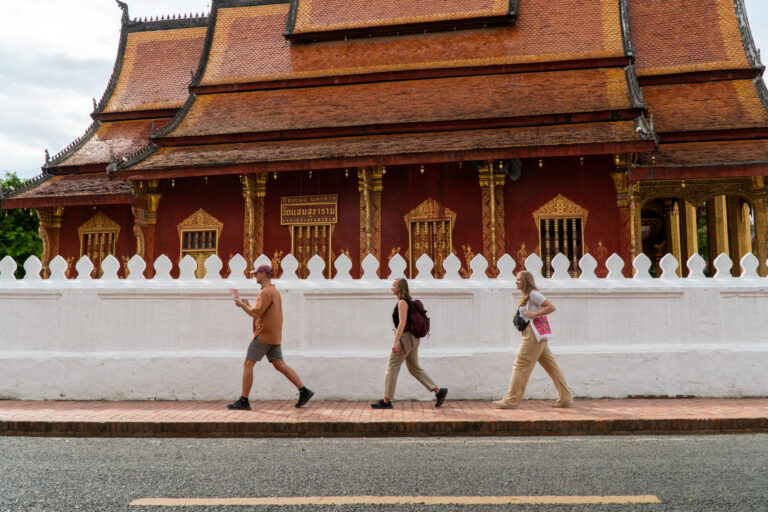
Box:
[131,179,162,277]
[610,155,634,276]
[36,206,65,278]
[679,200,699,273]
[358,166,383,276]
[242,173,267,272]
[478,161,506,272]
[663,200,682,276]
[752,177,768,276]
[726,197,751,276]
[706,195,728,264]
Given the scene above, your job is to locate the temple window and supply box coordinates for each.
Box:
[532,194,588,277]
[290,224,333,278]
[78,212,120,278]
[404,198,457,278]
[177,209,223,278]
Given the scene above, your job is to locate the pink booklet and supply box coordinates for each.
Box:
[532,315,553,342]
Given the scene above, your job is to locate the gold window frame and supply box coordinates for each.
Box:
[403,198,457,278]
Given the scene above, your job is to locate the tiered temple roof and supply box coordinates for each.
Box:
[0,7,207,208]
[629,0,768,179]
[116,0,653,177]
[3,0,768,206]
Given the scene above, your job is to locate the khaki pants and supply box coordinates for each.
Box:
[384,332,437,400]
[504,324,572,405]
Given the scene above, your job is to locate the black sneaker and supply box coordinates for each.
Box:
[435,388,448,408]
[295,388,314,408]
[371,399,393,409]
[226,397,251,410]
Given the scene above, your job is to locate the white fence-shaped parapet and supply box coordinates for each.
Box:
[2,248,768,400]
[1,251,767,284]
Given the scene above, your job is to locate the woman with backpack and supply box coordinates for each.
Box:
[371,277,448,409]
[492,270,573,409]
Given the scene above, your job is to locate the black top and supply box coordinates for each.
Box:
[392,299,408,329]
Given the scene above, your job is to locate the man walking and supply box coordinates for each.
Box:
[227,264,314,410]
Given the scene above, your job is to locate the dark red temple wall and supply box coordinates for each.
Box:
[504,156,621,273]
[262,168,361,276]
[381,163,483,277]
[59,204,135,277]
[154,175,243,277]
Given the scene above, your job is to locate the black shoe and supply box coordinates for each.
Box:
[226,397,251,410]
[435,388,448,407]
[371,399,393,409]
[295,388,314,408]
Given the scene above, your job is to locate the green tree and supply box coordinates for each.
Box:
[0,172,43,278]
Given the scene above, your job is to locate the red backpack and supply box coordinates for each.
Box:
[406,298,431,338]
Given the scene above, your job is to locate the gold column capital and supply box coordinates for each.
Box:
[37,206,65,228]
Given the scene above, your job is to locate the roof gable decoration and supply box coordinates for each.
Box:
[734,0,765,70]
[284,0,518,42]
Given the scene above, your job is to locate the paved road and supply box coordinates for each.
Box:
[2,435,767,511]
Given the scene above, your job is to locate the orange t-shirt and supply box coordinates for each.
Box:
[251,284,283,345]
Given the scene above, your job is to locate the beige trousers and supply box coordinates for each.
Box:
[384,332,437,400]
[504,324,572,405]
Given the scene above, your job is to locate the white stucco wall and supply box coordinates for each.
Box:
[0,250,766,400]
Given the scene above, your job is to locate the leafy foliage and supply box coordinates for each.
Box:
[0,172,43,278]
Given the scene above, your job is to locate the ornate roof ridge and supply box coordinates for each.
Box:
[625,64,646,110]
[91,1,132,117]
[734,0,764,71]
[44,120,102,170]
[618,0,635,61]
[151,93,198,139]
[92,2,210,119]
[126,13,210,32]
[0,171,55,199]
[118,141,161,171]
[754,76,768,115]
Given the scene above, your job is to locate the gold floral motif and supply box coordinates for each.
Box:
[388,246,401,260]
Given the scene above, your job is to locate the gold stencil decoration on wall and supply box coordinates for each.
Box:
[177,208,224,278]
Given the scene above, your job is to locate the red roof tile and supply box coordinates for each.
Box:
[173,68,634,137]
[1,174,131,203]
[103,27,207,113]
[644,79,768,133]
[288,0,512,38]
[629,0,750,77]
[640,140,768,166]
[53,119,168,169]
[200,0,624,86]
[132,121,647,171]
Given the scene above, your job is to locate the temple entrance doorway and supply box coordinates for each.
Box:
[640,196,754,277]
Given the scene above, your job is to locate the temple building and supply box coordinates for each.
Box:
[2,0,767,278]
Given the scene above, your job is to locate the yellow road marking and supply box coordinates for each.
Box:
[131,495,662,506]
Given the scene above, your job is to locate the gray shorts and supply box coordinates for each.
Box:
[246,337,283,362]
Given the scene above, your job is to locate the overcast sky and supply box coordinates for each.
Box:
[1,0,768,180]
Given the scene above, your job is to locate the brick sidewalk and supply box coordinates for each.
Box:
[1,398,766,438]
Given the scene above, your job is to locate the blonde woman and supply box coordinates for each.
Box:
[371,278,448,409]
[493,270,573,409]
